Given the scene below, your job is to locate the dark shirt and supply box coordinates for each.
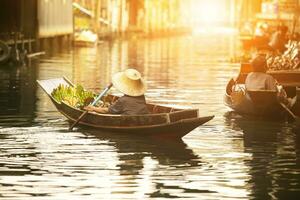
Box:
[108,95,149,115]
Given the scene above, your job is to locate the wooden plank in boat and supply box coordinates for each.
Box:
[37,77,71,95]
[245,90,283,117]
[247,90,278,105]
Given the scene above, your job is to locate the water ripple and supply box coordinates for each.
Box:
[0,35,300,199]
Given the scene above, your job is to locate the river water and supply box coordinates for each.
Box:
[0,35,300,200]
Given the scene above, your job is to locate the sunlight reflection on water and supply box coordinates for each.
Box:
[0,35,300,199]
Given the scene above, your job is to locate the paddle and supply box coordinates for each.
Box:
[279,102,300,123]
[69,83,113,131]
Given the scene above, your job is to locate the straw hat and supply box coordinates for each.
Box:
[112,69,146,96]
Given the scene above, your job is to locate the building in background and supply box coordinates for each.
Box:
[0,0,73,63]
[0,0,73,41]
[73,0,191,38]
[1,0,299,44]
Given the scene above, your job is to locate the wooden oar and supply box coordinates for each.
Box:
[69,83,113,131]
[279,102,300,123]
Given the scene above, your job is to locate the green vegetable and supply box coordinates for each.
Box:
[51,84,98,109]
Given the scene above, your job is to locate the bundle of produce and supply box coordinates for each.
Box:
[51,84,109,109]
[267,41,300,70]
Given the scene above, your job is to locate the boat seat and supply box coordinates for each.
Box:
[247,90,278,105]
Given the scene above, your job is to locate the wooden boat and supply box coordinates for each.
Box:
[37,77,214,139]
[224,63,300,119]
[225,79,285,118]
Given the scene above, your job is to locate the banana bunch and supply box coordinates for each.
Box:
[51,84,96,109]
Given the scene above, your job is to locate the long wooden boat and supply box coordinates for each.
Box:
[37,77,214,139]
[224,63,300,119]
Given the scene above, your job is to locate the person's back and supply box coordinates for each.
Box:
[245,54,277,91]
[109,95,149,115]
[245,72,277,91]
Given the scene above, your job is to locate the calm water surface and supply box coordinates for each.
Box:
[0,35,300,200]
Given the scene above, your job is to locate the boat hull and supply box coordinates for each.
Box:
[56,99,213,138]
[224,78,299,120]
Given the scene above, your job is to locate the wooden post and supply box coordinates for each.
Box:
[144,0,149,34]
[94,0,101,34]
[119,0,123,34]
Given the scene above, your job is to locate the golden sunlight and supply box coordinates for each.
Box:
[190,0,227,26]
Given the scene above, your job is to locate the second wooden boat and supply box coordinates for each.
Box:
[224,79,287,118]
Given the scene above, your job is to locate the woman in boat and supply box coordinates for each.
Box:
[84,68,149,115]
[245,55,293,106]
[245,54,277,91]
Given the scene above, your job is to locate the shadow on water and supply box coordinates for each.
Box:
[0,62,37,126]
[224,111,300,199]
[1,34,300,199]
[79,129,212,198]
[81,129,201,167]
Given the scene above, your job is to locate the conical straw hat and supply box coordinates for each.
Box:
[112,69,146,96]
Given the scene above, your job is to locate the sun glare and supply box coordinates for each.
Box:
[190,0,227,26]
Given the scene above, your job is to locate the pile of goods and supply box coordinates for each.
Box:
[267,41,300,71]
[51,84,101,109]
